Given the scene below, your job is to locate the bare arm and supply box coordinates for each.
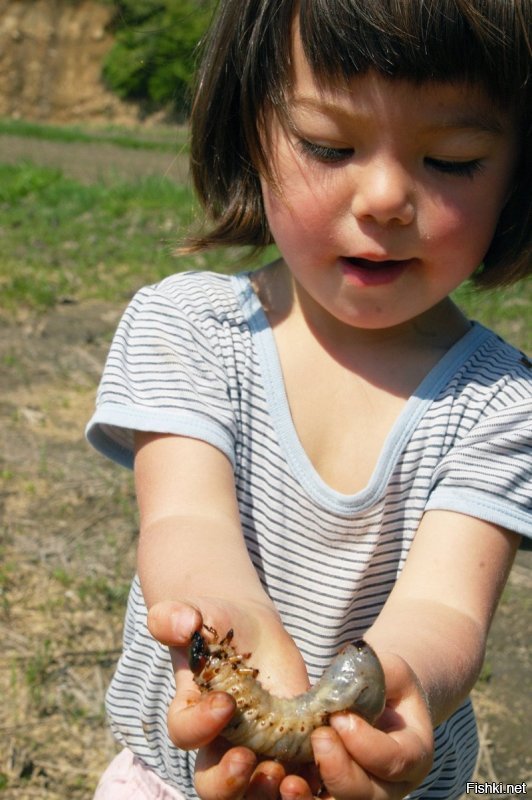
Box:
[366,509,520,725]
[134,430,312,798]
[135,430,311,677]
[308,510,520,800]
[135,430,269,608]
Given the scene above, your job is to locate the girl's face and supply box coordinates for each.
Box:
[260,31,518,335]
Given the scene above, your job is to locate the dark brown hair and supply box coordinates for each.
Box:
[188,0,531,287]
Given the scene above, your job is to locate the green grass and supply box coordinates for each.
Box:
[0,116,187,151]
[0,161,243,308]
[0,159,529,352]
[453,281,531,353]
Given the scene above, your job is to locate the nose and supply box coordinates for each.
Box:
[351,158,416,227]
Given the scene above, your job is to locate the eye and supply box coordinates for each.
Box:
[298,139,353,164]
[425,157,484,178]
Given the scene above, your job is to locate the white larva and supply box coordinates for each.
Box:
[189,627,386,763]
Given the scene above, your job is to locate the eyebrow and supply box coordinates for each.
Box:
[290,95,505,135]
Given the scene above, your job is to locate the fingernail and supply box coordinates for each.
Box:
[208,693,233,720]
[252,772,278,793]
[331,713,356,734]
[170,608,197,640]
[312,733,335,755]
[227,751,256,779]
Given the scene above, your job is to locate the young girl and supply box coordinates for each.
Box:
[87,1,531,798]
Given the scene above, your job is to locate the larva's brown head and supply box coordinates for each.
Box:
[189,631,210,675]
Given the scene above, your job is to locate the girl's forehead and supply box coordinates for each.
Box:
[287,23,512,131]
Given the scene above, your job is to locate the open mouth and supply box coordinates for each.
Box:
[343,257,405,269]
[340,256,412,286]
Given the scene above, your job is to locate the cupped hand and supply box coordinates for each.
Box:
[303,651,434,800]
[147,597,314,800]
[148,604,433,800]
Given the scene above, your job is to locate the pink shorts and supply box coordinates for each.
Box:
[93,748,187,800]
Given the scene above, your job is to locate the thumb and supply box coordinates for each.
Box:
[147,599,202,647]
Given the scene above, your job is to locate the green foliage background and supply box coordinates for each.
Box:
[102,0,215,116]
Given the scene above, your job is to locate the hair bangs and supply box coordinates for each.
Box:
[297,0,528,104]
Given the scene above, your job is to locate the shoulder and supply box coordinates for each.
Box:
[419,324,531,453]
[111,271,251,361]
[424,328,531,537]
[448,324,531,409]
[132,270,246,328]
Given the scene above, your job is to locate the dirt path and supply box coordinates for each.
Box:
[0,133,189,183]
[0,135,530,799]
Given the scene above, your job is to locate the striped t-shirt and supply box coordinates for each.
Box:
[86,270,532,799]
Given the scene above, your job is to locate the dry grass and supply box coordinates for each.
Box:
[0,301,136,798]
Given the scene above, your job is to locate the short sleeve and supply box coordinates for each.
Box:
[426,399,532,537]
[86,284,237,469]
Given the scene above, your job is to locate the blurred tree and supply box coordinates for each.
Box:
[102,0,214,117]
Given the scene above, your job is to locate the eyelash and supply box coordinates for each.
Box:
[297,140,353,163]
[425,157,484,178]
[298,139,485,178]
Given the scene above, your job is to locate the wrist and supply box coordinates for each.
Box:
[366,605,484,725]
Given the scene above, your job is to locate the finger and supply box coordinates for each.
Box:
[311,726,380,800]
[329,713,432,785]
[167,691,236,750]
[279,773,317,800]
[147,600,202,646]
[195,744,257,800]
[247,761,286,800]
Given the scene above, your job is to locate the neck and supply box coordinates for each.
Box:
[252,260,472,393]
[291,272,470,362]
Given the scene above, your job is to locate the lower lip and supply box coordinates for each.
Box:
[340,257,413,287]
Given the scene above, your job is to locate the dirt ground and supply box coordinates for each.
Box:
[0,133,189,184]
[0,135,530,799]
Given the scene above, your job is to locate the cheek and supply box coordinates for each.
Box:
[423,194,502,255]
[261,182,290,245]
[261,178,326,246]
